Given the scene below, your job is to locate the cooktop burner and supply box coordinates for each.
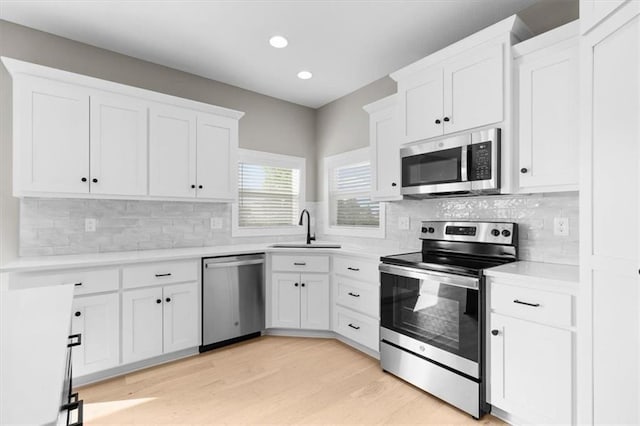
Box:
[380,220,518,277]
[380,251,511,277]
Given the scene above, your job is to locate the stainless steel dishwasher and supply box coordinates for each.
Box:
[200,253,265,352]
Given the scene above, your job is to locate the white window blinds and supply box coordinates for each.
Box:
[330,162,379,227]
[238,162,301,227]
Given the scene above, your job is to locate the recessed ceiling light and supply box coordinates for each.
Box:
[297,71,313,80]
[269,35,288,48]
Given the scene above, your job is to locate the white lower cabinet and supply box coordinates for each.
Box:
[488,278,575,425]
[489,313,572,425]
[271,272,329,330]
[123,281,198,363]
[71,293,119,377]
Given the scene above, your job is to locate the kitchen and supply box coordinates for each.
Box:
[0,0,637,425]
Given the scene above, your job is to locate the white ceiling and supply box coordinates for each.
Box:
[0,0,543,108]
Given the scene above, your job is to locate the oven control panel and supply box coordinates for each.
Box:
[420,221,516,244]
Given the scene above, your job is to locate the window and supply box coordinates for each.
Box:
[324,148,385,238]
[232,149,306,237]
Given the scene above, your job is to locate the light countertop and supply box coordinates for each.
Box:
[0,243,393,273]
[485,261,579,294]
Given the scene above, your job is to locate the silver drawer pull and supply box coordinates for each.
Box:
[347,267,360,271]
[155,273,172,278]
[348,292,360,298]
[348,323,360,330]
[513,299,540,308]
[293,262,306,266]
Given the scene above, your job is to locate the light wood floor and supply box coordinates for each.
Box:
[78,336,506,425]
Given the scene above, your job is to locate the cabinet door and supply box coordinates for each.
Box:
[397,68,444,143]
[443,42,504,134]
[15,76,89,194]
[490,313,572,425]
[163,282,199,353]
[196,113,238,200]
[580,4,640,424]
[518,44,579,191]
[71,293,119,377]
[122,287,163,363]
[300,273,330,330]
[149,104,197,198]
[271,273,300,329]
[370,105,402,201]
[90,92,148,196]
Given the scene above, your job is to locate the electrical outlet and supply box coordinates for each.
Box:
[85,218,97,232]
[210,217,223,230]
[398,216,410,230]
[554,217,569,236]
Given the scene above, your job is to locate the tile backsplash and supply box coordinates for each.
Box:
[18,199,316,256]
[19,192,578,265]
[317,192,579,265]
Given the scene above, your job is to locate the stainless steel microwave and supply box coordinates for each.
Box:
[400,128,500,198]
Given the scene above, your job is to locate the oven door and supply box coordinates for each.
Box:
[379,263,481,378]
[400,134,471,196]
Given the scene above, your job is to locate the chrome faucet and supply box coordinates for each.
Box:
[298,209,316,245]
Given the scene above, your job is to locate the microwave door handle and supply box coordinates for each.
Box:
[460,144,468,182]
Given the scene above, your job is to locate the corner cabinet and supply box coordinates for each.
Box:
[364,94,402,201]
[268,254,330,331]
[514,21,579,193]
[2,57,244,202]
[578,1,640,424]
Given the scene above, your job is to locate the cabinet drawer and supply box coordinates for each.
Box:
[333,256,379,283]
[11,268,119,295]
[122,260,198,289]
[335,307,379,352]
[271,255,329,273]
[335,276,379,319]
[491,283,573,327]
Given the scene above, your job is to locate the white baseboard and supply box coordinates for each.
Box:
[264,328,335,338]
[73,347,199,387]
[490,406,521,425]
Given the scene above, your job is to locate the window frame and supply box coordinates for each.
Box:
[232,149,306,237]
[322,147,385,238]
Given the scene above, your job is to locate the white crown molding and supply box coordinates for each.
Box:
[1,56,245,120]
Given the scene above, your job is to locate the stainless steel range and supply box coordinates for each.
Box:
[379,221,518,418]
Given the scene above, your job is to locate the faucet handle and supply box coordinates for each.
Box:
[310,233,316,242]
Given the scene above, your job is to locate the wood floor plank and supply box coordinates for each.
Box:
[77,336,506,425]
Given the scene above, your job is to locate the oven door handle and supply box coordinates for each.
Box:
[379,263,479,290]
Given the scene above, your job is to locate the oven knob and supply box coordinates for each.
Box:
[428,227,435,233]
[502,229,511,237]
[421,227,428,233]
[491,229,500,237]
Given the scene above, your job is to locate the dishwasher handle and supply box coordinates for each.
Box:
[205,259,264,269]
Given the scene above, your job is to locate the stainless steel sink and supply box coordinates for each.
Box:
[270,243,342,249]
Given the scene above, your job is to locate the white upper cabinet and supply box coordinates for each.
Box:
[149,104,197,198]
[2,57,244,201]
[443,42,503,134]
[397,68,444,143]
[514,21,579,193]
[391,16,530,147]
[364,94,402,201]
[90,92,148,196]
[196,113,238,200]
[15,76,90,194]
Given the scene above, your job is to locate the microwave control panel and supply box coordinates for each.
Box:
[468,142,492,181]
